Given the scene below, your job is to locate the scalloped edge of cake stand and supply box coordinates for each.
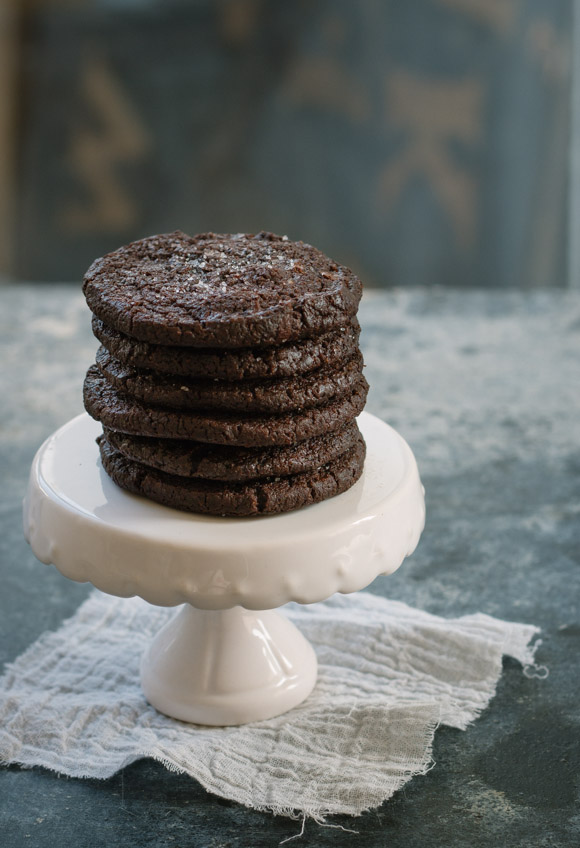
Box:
[23,411,425,725]
[23,412,425,611]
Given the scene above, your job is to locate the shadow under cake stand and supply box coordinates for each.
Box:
[23,411,425,726]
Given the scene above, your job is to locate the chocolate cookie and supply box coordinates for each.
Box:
[83,231,362,348]
[92,316,361,380]
[103,421,361,481]
[98,433,366,516]
[84,365,369,446]
[96,346,364,414]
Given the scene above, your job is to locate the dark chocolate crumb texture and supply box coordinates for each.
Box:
[96,346,364,414]
[82,231,368,515]
[83,231,362,348]
[84,364,368,447]
[98,434,366,517]
[103,421,361,482]
[92,315,361,380]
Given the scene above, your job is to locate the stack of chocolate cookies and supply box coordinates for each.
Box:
[82,231,368,516]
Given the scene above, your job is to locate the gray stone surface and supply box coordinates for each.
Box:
[0,284,579,846]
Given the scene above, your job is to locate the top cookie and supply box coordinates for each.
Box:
[83,231,362,349]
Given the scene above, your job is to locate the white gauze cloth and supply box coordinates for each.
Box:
[0,590,539,819]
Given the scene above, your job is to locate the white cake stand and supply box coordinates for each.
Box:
[23,411,425,726]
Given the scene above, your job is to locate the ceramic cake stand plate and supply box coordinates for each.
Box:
[23,412,425,726]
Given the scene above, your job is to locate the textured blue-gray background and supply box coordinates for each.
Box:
[1,0,574,287]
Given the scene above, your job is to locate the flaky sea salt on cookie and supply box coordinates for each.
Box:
[83,231,362,348]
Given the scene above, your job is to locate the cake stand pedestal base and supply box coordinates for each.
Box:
[141,604,317,726]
